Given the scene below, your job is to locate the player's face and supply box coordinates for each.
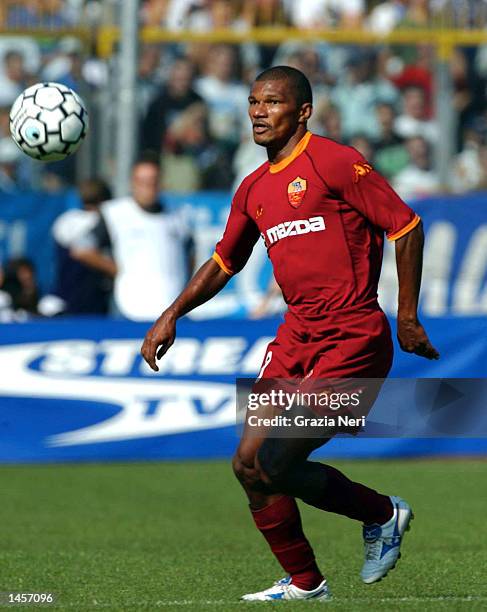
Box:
[248,79,310,147]
[131,163,160,208]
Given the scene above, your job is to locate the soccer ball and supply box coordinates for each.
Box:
[9,82,89,162]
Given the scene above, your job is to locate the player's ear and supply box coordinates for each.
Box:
[298,102,313,124]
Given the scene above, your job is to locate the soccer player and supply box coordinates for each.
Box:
[141,66,439,602]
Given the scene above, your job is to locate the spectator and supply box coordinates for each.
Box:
[52,177,113,314]
[0,138,24,193]
[182,0,246,31]
[6,0,74,28]
[450,124,486,193]
[373,102,409,179]
[242,0,288,27]
[0,50,31,108]
[141,56,203,156]
[74,155,194,321]
[331,50,399,140]
[367,0,407,34]
[165,0,206,30]
[393,136,440,201]
[137,44,164,116]
[42,36,85,90]
[241,0,289,68]
[387,44,434,117]
[310,102,342,142]
[141,0,169,27]
[0,257,39,315]
[349,134,374,161]
[0,103,38,191]
[39,0,75,27]
[396,0,430,29]
[284,0,365,29]
[194,44,248,147]
[394,86,438,143]
[163,102,234,191]
[5,1,43,28]
[179,0,260,80]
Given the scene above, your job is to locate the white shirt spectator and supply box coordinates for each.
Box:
[284,0,364,28]
[394,86,438,144]
[99,197,190,321]
[165,0,205,30]
[52,208,100,249]
[195,74,248,143]
[366,1,407,34]
[332,76,398,140]
[393,166,440,202]
[450,143,484,193]
[394,115,438,144]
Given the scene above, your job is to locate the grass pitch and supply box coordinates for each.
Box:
[0,459,486,611]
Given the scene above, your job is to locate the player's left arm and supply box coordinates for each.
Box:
[325,145,439,360]
[394,221,439,360]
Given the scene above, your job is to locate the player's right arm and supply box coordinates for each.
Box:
[141,258,230,371]
[141,182,260,372]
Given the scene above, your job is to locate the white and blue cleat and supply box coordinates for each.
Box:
[361,495,414,584]
[241,576,331,601]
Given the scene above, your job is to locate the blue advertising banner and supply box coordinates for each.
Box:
[0,189,79,293]
[1,190,486,317]
[0,316,485,463]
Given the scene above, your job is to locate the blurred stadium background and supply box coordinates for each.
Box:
[0,0,486,462]
[1,2,487,609]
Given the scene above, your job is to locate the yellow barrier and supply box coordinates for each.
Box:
[97,26,487,61]
[2,25,487,61]
[0,27,91,41]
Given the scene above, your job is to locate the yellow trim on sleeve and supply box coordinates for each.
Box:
[387,214,421,241]
[269,131,312,174]
[212,251,233,276]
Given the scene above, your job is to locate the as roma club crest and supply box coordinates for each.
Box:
[353,161,373,183]
[287,176,307,208]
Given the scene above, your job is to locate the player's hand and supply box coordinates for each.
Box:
[397,316,439,360]
[141,310,177,372]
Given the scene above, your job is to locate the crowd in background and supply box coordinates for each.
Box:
[1,1,487,195]
[2,1,487,30]
[1,0,487,318]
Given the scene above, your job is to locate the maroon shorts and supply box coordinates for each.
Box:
[254,302,393,430]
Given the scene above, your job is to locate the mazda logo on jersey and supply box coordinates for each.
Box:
[264,216,326,246]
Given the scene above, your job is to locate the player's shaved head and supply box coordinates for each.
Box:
[255,66,312,108]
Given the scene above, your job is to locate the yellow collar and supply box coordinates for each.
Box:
[269,131,312,174]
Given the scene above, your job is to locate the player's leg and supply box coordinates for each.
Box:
[255,433,412,584]
[233,432,327,596]
[255,431,394,525]
[233,327,331,601]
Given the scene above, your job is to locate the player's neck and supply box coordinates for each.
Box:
[267,127,309,165]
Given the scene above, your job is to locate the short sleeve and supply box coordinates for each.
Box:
[325,146,420,241]
[213,184,260,275]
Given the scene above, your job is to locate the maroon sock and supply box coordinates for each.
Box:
[313,465,393,525]
[251,496,323,591]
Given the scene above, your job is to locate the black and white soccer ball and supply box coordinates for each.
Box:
[9,82,88,161]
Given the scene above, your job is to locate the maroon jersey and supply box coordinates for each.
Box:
[214,132,420,318]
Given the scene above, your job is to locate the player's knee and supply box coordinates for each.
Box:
[256,442,289,491]
[232,451,259,486]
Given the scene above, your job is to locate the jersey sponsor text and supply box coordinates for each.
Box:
[264,216,326,246]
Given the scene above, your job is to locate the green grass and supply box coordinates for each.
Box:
[0,460,486,611]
